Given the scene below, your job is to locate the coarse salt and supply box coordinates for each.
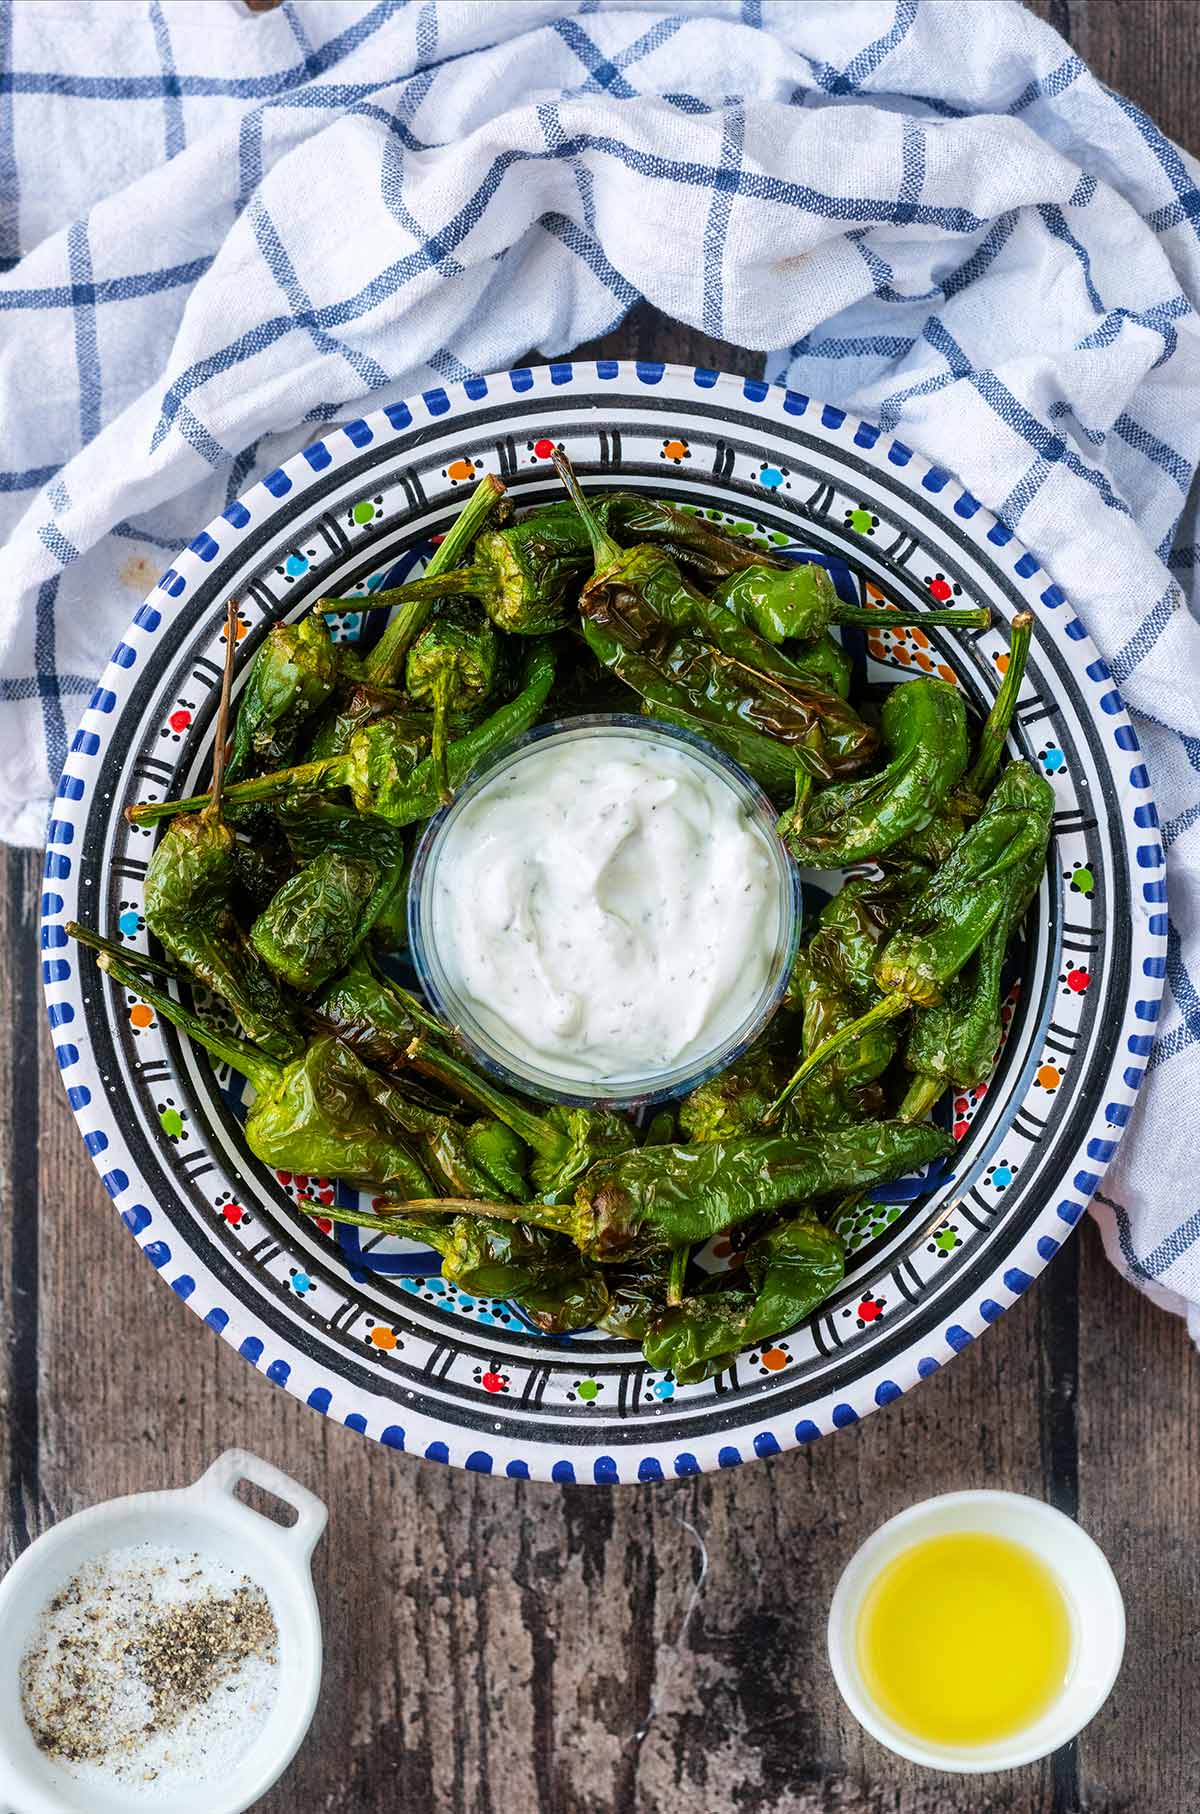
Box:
[19,1541,279,1796]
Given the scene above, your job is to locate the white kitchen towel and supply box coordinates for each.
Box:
[3,0,1199,1325]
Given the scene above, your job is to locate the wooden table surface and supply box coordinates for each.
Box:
[3,4,1198,1810]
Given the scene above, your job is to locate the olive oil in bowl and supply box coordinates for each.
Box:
[827,1491,1125,1772]
[855,1530,1072,1747]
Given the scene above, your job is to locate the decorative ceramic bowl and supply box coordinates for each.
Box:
[41,362,1165,1483]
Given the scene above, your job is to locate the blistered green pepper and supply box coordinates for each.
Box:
[316,474,506,691]
[127,643,557,828]
[307,950,445,1067]
[764,761,1054,1121]
[404,1033,635,1200]
[714,562,988,645]
[301,1201,608,1334]
[249,848,381,993]
[73,938,435,1196]
[424,1122,951,1263]
[780,677,969,868]
[141,815,301,1058]
[141,608,302,1059]
[787,631,853,700]
[405,602,497,805]
[595,1259,671,1341]
[905,612,1034,866]
[899,834,1049,1116]
[642,1213,846,1382]
[552,451,879,782]
[324,506,596,637]
[875,761,1055,1007]
[679,1050,783,1144]
[226,614,342,786]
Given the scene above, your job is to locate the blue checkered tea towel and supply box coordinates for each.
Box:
[3,0,1199,1330]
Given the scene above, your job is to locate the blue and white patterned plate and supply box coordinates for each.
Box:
[41,363,1165,1483]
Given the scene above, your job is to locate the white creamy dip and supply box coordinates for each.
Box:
[427,732,785,1084]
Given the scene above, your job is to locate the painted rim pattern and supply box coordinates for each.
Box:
[40,363,1166,1483]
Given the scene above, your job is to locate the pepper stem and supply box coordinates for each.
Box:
[404,1035,566,1162]
[761,993,911,1126]
[126,751,349,827]
[315,571,485,615]
[362,1194,577,1236]
[361,473,504,685]
[364,955,448,1041]
[964,611,1034,795]
[71,930,282,1096]
[895,1072,948,1125]
[65,921,180,984]
[551,450,622,568]
[430,667,455,807]
[207,597,241,820]
[667,1245,689,1307]
[297,1198,454,1251]
[834,604,991,632]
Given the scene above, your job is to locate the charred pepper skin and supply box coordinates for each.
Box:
[779,677,969,869]
[143,812,303,1060]
[875,761,1055,1009]
[405,601,498,805]
[550,451,878,783]
[714,563,989,645]
[642,1213,846,1382]
[128,644,557,828]
[249,848,380,993]
[226,613,342,786]
[403,1033,636,1201]
[74,939,436,1196]
[302,1203,610,1335]
[764,760,1055,1122]
[432,1122,951,1263]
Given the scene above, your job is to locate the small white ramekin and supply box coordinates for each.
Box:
[0,1451,326,1814]
[827,1490,1125,1773]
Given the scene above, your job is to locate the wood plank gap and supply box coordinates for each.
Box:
[4,847,42,1559]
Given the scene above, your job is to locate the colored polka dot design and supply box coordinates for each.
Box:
[41,363,1165,1481]
[862,581,961,685]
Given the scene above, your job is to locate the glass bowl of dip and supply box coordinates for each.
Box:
[407,714,801,1109]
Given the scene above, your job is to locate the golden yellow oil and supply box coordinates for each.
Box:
[855,1530,1072,1746]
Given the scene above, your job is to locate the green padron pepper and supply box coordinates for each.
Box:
[249,848,382,993]
[77,942,435,1196]
[404,1034,635,1199]
[899,834,1050,1119]
[764,760,1054,1122]
[405,602,498,805]
[552,450,879,781]
[714,561,989,645]
[143,812,302,1059]
[642,1213,846,1382]
[433,1122,952,1264]
[301,1202,608,1335]
[226,613,342,785]
[323,505,598,636]
[905,611,1034,866]
[127,643,557,829]
[594,1258,671,1341]
[875,760,1055,1008]
[315,474,506,692]
[780,677,969,868]
[307,950,446,1068]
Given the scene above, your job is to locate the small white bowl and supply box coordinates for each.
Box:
[0,1451,326,1814]
[827,1490,1125,1773]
